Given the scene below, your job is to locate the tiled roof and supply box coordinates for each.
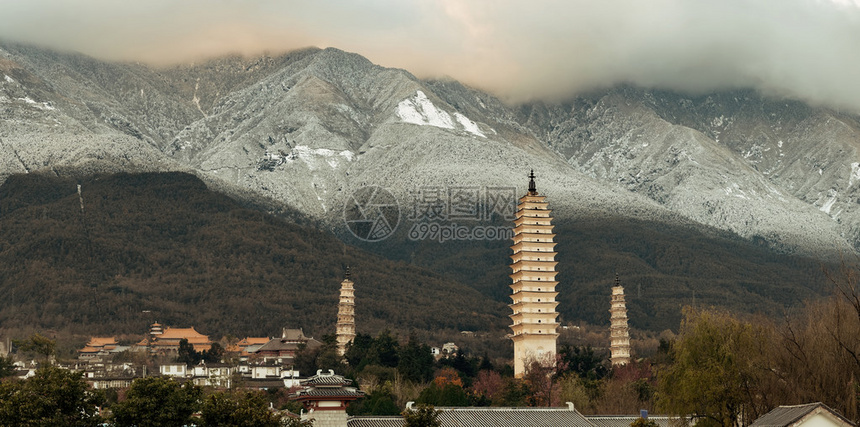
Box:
[239,337,271,346]
[255,339,301,352]
[282,328,309,341]
[293,388,365,398]
[348,416,405,427]
[437,406,593,427]
[302,371,353,386]
[588,415,679,427]
[87,337,118,347]
[751,403,855,427]
[78,346,100,353]
[255,337,321,353]
[158,327,209,341]
[350,406,595,427]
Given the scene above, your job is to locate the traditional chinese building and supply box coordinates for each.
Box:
[135,323,211,354]
[336,269,356,357]
[77,337,118,360]
[292,370,364,427]
[509,170,560,378]
[253,328,322,367]
[609,275,631,366]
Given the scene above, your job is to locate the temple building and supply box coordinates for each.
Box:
[292,370,364,427]
[509,170,560,377]
[609,274,631,366]
[336,269,356,357]
[134,323,211,354]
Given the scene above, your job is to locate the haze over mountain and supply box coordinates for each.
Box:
[2,1,860,110]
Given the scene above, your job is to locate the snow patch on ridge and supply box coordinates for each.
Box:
[850,162,860,187]
[819,190,838,215]
[396,91,485,137]
[454,112,485,137]
[289,146,354,169]
[17,96,54,110]
[3,75,13,83]
[397,91,453,129]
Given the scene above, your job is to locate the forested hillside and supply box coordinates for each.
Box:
[355,213,831,331]
[0,171,835,349]
[0,172,507,341]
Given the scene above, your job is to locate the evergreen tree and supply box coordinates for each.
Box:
[13,333,56,364]
[403,403,441,427]
[110,377,202,427]
[177,338,201,366]
[369,330,400,368]
[398,332,434,383]
[0,367,102,426]
[345,333,374,369]
[199,391,283,427]
[0,356,15,377]
[201,342,225,363]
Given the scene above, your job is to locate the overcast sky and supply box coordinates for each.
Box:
[1,0,860,108]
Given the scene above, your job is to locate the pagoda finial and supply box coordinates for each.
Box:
[528,170,537,195]
[615,273,620,287]
[345,266,351,280]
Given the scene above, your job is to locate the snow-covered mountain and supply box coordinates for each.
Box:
[1,42,857,258]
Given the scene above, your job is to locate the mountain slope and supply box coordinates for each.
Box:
[0,172,507,339]
[0,43,857,334]
[3,42,858,258]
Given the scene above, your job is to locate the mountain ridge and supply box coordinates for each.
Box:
[1,42,858,268]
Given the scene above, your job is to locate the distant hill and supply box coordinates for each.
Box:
[0,172,508,342]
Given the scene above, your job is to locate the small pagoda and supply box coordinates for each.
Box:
[609,274,631,366]
[336,269,356,357]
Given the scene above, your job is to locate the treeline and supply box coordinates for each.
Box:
[0,172,506,346]
[293,267,860,423]
[0,368,309,426]
[355,211,829,332]
[290,328,650,415]
[4,281,858,423]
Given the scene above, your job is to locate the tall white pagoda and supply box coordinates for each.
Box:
[336,269,356,357]
[609,274,631,366]
[509,170,559,377]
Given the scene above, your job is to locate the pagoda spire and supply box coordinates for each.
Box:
[528,170,537,195]
[609,275,631,366]
[510,171,559,377]
[336,269,356,357]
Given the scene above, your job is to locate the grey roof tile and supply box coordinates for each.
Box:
[751,403,855,427]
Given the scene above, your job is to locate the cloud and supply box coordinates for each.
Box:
[1,0,859,109]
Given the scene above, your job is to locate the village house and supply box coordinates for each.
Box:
[751,403,856,427]
[190,361,234,388]
[83,363,145,389]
